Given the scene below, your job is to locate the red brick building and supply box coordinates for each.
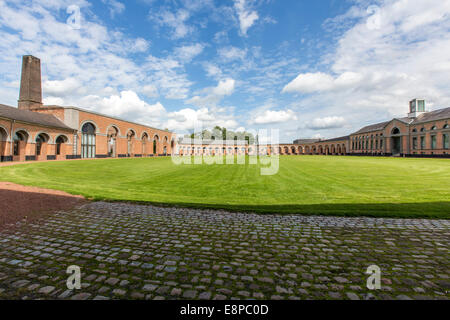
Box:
[0,56,174,163]
[177,99,449,158]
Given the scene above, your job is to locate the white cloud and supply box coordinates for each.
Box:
[187,78,235,107]
[80,90,166,127]
[213,79,235,96]
[282,0,450,134]
[283,72,364,94]
[131,38,150,53]
[43,96,65,105]
[203,62,222,78]
[150,9,193,39]
[43,78,83,97]
[165,107,238,131]
[102,0,125,18]
[174,43,204,62]
[234,0,259,36]
[142,84,158,98]
[307,116,346,130]
[251,109,298,125]
[218,46,247,61]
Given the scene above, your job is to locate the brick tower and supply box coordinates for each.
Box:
[18,55,43,110]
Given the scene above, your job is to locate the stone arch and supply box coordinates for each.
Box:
[35,132,50,160]
[14,128,31,143]
[0,125,8,141]
[81,122,96,159]
[153,134,160,155]
[0,125,8,161]
[106,124,121,136]
[12,129,29,160]
[55,135,69,156]
[127,129,136,156]
[107,126,119,157]
[80,120,99,133]
[141,132,149,155]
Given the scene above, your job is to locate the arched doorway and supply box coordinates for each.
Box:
[153,135,159,155]
[391,128,401,155]
[55,135,68,158]
[107,126,119,157]
[81,123,96,158]
[0,126,7,161]
[35,133,50,161]
[127,130,136,157]
[142,133,149,156]
[13,130,28,161]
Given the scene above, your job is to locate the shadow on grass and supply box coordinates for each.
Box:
[97,199,450,219]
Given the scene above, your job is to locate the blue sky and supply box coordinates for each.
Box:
[1,0,450,142]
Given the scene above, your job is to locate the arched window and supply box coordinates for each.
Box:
[153,135,159,155]
[412,128,417,133]
[392,128,400,135]
[142,133,149,155]
[444,124,449,129]
[431,126,437,131]
[13,131,27,156]
[35,133,49,156]
[81,123,96,158]
[107,126,119,157]
[420,127,426,132]
[127,130,136,156]
[55,135,68,155]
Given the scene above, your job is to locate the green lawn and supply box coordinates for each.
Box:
[1,156,450,218]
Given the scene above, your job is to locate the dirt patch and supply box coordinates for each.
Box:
[0,182,87,230]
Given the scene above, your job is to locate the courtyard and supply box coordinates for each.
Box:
[1,156,450,218]
[0,201,448,300]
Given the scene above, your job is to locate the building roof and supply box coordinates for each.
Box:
[351,120,391,135]
[179,138,248,146]
[0,104,74,131]
[320,136,350,143]
[293,138,320,144]
[412,107,450,124]
[42,105,173,133]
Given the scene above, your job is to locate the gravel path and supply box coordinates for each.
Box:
[0,201,449,300]
[0,182,86,229]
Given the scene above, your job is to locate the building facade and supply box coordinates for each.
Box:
[177,100,449,158]
[0,56,174,163]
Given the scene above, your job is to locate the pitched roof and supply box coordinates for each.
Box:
[293,138,320,144]
[412,107,450,124]
[321,136,350,143]
[0,104,74,131]
[352,121,391,135]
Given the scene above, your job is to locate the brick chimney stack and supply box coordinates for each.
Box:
[18,55,43,110]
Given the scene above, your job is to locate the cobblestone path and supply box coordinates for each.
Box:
[0,202,449,300]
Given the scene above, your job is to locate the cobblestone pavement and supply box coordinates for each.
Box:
[0,202,449,300]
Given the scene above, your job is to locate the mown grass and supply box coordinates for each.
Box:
[1,156,449,218]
